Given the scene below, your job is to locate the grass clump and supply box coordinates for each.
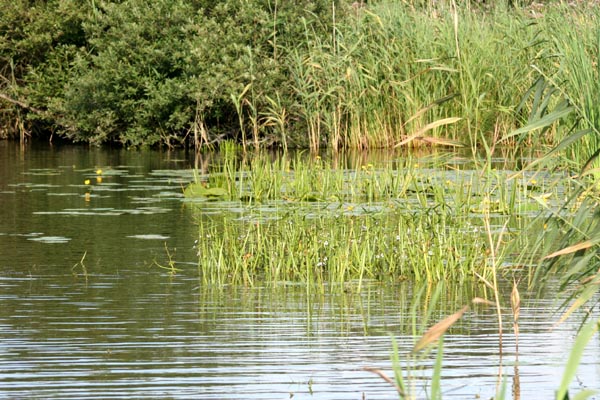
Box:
[195,203,487,287]
[188,151,560,287]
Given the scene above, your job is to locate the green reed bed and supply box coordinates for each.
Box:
[285,1,600,159]
[186,150,599,398]
[188,152,566,287]
[286,2,547,151]
[195,204,485,286]
[527,3,600,170]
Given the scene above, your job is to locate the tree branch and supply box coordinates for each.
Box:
[0,92,43,114]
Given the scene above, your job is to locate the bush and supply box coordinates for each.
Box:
[1,0,342,146]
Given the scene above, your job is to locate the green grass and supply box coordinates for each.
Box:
[186,150,569,286]
[283,1,549,152]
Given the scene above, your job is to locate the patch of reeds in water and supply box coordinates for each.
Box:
[187,151,565,287]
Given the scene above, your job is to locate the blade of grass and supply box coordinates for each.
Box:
[556,319,599,400]
[430,337,444,400]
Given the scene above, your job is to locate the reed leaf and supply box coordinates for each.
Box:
[510,128,593,177]
[556,284,599,327]
[501,102,573,142]
[556,319,599,400]
[472,297,495,306]
[413,305,469,353]
[362,366,404,397]
[420,136,464,147]
[430,337,444,400]
[543,239,598,260]
[570,389,598,400]
[395,117,462,147]
[579,147,600,175]
[402,94,459,127]
[390,337,407,397]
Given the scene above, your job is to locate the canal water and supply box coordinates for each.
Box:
[0,142,598,399]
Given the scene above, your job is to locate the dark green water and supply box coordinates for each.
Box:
[0,142,598,399]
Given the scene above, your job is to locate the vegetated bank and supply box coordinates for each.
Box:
[0,0,598,159]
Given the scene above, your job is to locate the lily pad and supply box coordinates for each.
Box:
[184,183,228,199]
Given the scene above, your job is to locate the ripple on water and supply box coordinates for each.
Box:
[127,234,171,240]
[27,236,71,244]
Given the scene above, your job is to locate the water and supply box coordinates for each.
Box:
[0,142,598,399]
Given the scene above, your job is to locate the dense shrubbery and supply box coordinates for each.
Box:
[1,0,598,151]
[1,0,342,147]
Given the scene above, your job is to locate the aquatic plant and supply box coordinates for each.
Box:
[151,243,182,277]
[188,151,560,286]
[374,285,598,400]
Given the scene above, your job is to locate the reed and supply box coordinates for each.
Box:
[535,3,600,169]
[188,151,552,286]
[284,1,548,152]
[378,284,598,400]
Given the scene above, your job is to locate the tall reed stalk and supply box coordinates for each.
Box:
[286,2,543,151]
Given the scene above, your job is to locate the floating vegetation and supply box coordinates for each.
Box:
[183,183,228,200]
[33,206,171,216]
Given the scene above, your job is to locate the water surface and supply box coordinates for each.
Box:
[0,142,598,399]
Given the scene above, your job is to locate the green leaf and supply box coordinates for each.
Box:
[502,104,574,142]
[390,337,407,397]
[183,183,228,198]
[556,319,599,400]
[430,337,443,400]
[571,389,598,400]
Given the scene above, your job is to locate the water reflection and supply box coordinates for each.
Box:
[0,142,598,399]
[2,273,598,399]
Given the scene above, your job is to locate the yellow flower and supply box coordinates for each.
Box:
[96,169,103,175]
[84,179,91,185]
[96,177,103,184]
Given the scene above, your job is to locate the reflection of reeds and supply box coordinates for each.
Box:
[511,280,521,400]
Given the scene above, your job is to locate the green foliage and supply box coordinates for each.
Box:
[0,0,87,75]
[56,0,198,145]
[2,0,600,150]
[1,0,341,145]
[0,0,89,138]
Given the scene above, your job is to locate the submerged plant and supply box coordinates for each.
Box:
[151,243,182,277]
